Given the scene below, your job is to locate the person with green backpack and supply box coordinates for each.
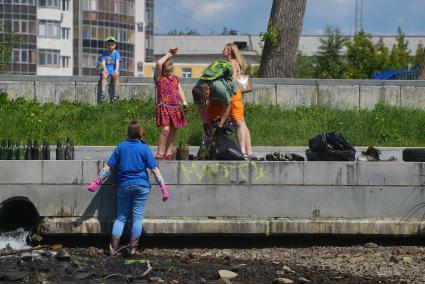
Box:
[192,44,259,160]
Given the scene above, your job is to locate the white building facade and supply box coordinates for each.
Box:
[36,0,73,75]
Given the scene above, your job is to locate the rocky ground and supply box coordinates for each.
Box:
[0,238,424,283]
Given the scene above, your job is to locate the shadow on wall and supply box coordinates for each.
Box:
[73,184,117,234]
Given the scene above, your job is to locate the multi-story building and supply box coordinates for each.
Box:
[37,0,73,75]
[0,0,38,75]
[1,0,151,76]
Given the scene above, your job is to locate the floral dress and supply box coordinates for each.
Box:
[155,75,187,128]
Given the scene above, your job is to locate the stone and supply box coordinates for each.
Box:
[393,272,402,277]
[282,265,293,272]
[75,272,93,280]
[364,242,378,248]
[41,251,52,257]
[298,277,311,283]
[273,278,294,284]
[200,277,207,283]
[218,270,238,280]
[169,280,179,284]
[402,256,413,263]
[55,247,71,261]
[149,277,165,283]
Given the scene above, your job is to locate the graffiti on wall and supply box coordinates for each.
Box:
[179,162,272,183]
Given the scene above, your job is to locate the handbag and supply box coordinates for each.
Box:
[236,74,253,94]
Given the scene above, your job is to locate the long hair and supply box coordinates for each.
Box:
[226,43,247,74]
[162,58,173,76]
[127,120,145,141]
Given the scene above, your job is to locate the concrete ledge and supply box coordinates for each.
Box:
[2,76,425,109]
[40,217,425,236]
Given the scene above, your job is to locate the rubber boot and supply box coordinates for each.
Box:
[109,236,120,256]
[128,237,139,256]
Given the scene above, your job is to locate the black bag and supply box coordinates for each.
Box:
[306,132,356,161]
[206,128,245,161]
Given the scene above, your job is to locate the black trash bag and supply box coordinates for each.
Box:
[306,132,356,161]
[206,128,245,161]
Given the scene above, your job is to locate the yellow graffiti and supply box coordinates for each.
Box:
[179,161,271,183]
[251,162,269,181]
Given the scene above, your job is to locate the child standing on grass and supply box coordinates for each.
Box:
[154,48,188,159]
[87,121,169,256]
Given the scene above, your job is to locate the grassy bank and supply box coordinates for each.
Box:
[0,93,424,146]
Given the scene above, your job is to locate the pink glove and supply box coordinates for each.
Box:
[161,183,169,202]
[88,176,102,192]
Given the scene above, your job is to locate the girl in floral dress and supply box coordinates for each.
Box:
[154,48,188,159]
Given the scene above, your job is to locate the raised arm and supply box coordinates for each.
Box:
[154,48,178,82]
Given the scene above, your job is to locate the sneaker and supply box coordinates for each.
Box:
[112,92,119,102]
[100,91,107,100]
[247,153,262,161]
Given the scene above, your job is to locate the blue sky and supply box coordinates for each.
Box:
[155,0,425,36]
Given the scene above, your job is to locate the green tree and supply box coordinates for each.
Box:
[414,42,424,66]
[389,27,411,68]
[375,37,391,71]
[221,27,238,35]
[167,28,199,35]
[295,51,316,78]
[344,30,376,79]
[314,26,346,79]
[0,21,21,73]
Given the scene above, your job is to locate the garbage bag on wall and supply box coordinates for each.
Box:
[306,132,356,161]
[206,128,245,161]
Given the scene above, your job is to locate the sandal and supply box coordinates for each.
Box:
[163,153,174,160]
[154,153,163,159]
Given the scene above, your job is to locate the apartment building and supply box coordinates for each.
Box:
[0,0,151,76]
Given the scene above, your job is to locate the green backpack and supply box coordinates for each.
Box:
[200,60,234,81]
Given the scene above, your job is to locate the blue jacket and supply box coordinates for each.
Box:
[107,139,158,188]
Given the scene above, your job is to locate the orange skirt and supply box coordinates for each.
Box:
[206,89,244,122]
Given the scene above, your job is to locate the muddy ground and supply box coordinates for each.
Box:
[0,236,424,283]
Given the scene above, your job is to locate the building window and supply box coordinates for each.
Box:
[12,49,29,63]
[137,62,143,72]
[38,49,60,67]
[61,27,70,39]
[182,68,192,78]
[38,0,60,8]
[5,0,36,4]
[61,56,70,68]
[61,0,69,11]
[38,20,60,38]
[82,0,96,11]
[12,20,29,34]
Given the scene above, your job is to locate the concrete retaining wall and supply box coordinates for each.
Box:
[1,76,425,109]
[1,160,425,236]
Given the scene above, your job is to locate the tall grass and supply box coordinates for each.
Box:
[1,93,424,146]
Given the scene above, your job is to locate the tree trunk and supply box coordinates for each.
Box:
[258,0,307,78]
[418,51,425,80]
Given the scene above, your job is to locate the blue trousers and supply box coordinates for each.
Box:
[111,185,150,239]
